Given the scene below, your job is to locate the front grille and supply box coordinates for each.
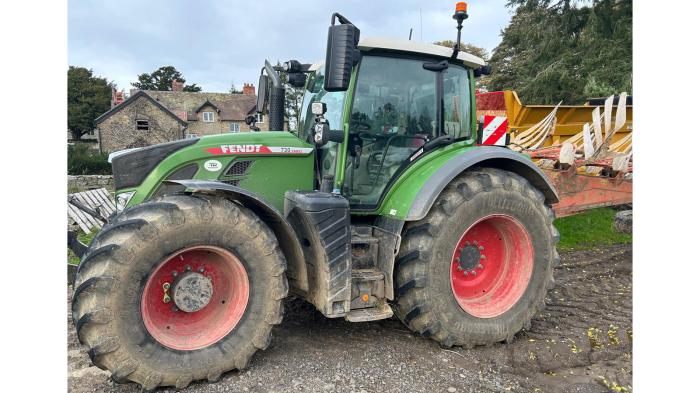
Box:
[224,160,253,177]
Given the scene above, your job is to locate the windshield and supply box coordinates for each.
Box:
[299,67,346,142]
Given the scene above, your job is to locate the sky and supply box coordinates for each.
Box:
[68,0,513,93]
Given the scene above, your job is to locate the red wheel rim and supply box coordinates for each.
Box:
[141,246,249,350]
[450,214,534,318]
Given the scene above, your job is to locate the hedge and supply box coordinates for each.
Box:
[68,144,111,175]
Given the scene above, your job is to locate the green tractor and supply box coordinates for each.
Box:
[72,8,559,391]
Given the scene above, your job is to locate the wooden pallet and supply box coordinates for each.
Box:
[67,188,116,234]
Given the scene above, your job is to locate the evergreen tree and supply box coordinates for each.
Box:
[488,0,631,104]
[132,66,202,92]
[67,66,112,140]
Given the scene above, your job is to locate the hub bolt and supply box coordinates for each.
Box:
[471,270,477,276]
[198,267,205,273]
[477,263,484,269]
[185,265,192,272]
[481,255,486,260]
[478,246,484,251]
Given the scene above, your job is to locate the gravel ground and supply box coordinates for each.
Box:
[68,244,632,393]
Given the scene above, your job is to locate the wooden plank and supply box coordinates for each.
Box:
[612,153,632,173]
[592,107,603,147]
[614,92,628,132]
[604,95,614,138]
[72,194,101,227]
[82,190,102,213]
[582,123,594,159]
[87,189,113,218]
[67,188,116,234]
[67,202,94,233]
[68,196,99,228]
[94,189,117,213]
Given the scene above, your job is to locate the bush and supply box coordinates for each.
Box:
[68,143,111,175]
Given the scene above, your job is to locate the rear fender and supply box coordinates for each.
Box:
[165,179,308,293]
[406,147,559,221]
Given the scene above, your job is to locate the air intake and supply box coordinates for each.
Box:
[224,160,254,177]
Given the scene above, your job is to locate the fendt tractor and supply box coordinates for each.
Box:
[72,4,560,390]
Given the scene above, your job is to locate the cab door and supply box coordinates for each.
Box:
[343,55,439,208]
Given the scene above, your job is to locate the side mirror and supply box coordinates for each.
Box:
[474,65,492,77]
[324,13,360,92]
[288,73,307,88]
[256,74,269,113]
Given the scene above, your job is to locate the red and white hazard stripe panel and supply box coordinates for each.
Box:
[479,115,509,146]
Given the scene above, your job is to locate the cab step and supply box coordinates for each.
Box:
[345,302,393,322]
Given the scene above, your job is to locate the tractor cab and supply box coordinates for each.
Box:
[293,33,485,210]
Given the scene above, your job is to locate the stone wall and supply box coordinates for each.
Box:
[97,95,185,153]
[68,175,114,193]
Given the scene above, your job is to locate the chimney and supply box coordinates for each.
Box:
[242,83,255,96]
[172,80,184,92]
[111,87,125,108]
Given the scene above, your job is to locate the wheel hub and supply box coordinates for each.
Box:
[172,272,214,313]
[457,244,482,272]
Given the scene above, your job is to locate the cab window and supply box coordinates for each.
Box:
[345,56,438,206]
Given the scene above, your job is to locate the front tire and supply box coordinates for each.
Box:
[393,168,559,347]
[71,194,288,390]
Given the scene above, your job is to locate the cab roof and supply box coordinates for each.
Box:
[358,37,485,69]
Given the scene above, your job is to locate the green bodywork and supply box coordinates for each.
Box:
[118,57,482,221]
[122,132,315,212]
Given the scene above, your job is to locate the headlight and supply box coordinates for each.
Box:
[311,102,327,116]
[115,191,136,212]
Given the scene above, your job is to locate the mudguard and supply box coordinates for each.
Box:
[165,179,309,293]
[405,146,559,221]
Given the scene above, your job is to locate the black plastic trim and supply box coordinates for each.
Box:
[112,139,198,190]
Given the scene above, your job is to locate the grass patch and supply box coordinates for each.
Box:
[67,230,98,265]
[554,207,632,251]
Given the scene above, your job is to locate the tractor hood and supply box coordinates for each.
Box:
[113,132,315,212]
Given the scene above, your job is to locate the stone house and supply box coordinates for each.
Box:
[95,81,282,153]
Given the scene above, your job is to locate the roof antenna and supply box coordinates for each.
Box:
[409,28,413,40]
[419,8,423,41]
[451,2,469,59]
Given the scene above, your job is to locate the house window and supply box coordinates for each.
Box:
[255,113,264,123]
[203,112,214,122]
[230,123,240,133]
[136,120,149,131]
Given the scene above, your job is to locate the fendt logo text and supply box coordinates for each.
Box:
[221,145,263,154]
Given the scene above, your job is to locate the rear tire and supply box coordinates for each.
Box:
[393,168,559,347]
[71,194,288,390]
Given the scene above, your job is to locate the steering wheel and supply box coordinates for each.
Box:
[351,119,373,132]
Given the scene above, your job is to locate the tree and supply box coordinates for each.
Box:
[131,66,202,92]
[229,83,243,94]
[276,61,305,131]
[434,40,489,60]
[67,66,112,140]
[488,0,632,104]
